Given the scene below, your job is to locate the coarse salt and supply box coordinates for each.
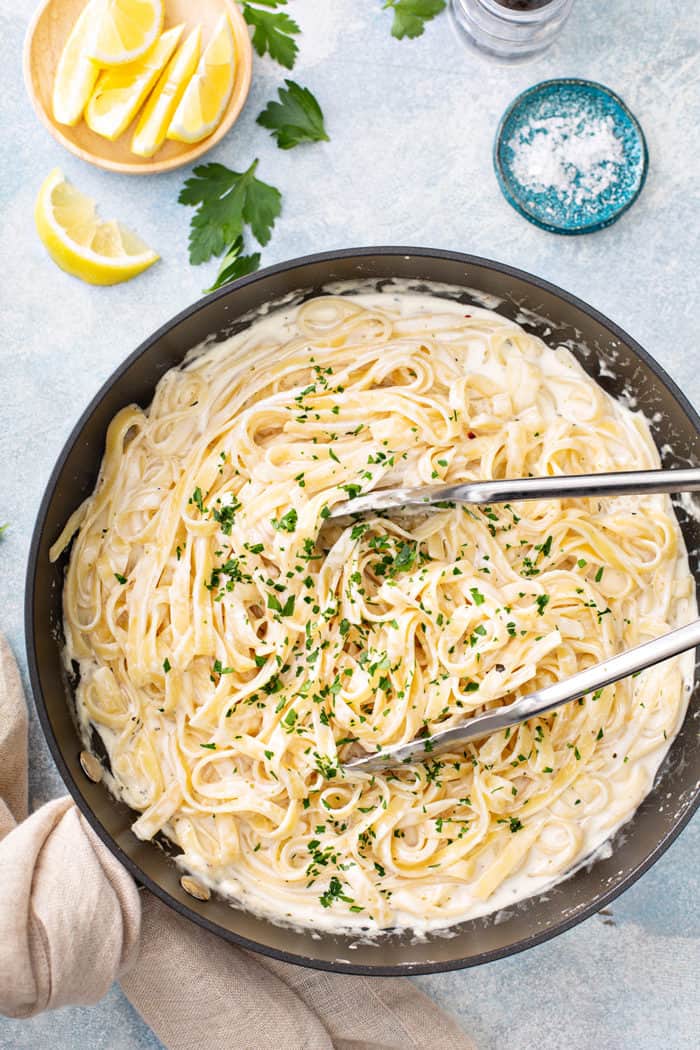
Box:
[508,115,624,205]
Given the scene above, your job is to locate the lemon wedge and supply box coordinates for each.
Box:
[167,14,235,144]
[52,0,102,125]
[88,0,164,67]
[85,24,184,141]
[35,169,159,285]
[131,25,201,157]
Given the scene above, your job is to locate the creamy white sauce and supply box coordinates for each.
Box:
[68,290,696,935]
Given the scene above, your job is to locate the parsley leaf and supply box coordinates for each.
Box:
[383,0,446,40]
[211,495,242,534]
[315,753,337,779]
[267,592,296,616]
[242,0,300,69]
[257,79,329,149]
[205,235,261,292]
[469,587,485,606]
[179,160,282,265]
[272,508,298,532]
[392,542,417,575]
[320,875,352,908]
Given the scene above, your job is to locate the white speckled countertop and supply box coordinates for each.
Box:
[1,1,699,1047]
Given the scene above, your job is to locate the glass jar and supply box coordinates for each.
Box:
[450,0,575,61]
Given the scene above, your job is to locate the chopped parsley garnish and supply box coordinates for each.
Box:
[114,573,128,585]
[207,557,249,592]
[498,816,523,833]
[189,487,206,513]
[314,754,337,779]
[392,541,417,574]
[272,508,298,532]
[212,497,241,535]
[319,876,352,908]
[213,660,234,675]
[267,592,296,616]
[283,709,298,731]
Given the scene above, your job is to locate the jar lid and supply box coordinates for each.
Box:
[493,78,648,234]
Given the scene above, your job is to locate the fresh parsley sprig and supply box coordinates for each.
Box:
[180,1,441,291]
[177,9,330,289]
[382,0,446,40]
[205,236,261,292]
[179,160,281,263]
[241,0,300,69]
[178,160,281,279]
[257,79,330,149]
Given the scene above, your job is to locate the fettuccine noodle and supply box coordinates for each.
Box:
[52,292,695,930]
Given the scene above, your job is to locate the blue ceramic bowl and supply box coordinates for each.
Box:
[494,78,648,234]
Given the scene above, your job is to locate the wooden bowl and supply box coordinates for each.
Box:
[23,0,253,175]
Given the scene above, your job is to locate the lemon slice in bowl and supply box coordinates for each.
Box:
[131,25,201,157]
[88,0,164,67]
[85,24,184,141]
[52,0,102,126]
[35,169,158,285]
[167,14,235,144]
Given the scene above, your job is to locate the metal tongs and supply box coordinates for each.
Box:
[342,468,700,773]
[329,467,700,519]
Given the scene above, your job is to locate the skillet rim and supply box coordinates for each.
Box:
[25,245,700,975]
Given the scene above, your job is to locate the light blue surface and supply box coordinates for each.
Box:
[0,1,699,1048]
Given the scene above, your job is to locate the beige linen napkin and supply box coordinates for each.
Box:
[0,635,474,1050]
